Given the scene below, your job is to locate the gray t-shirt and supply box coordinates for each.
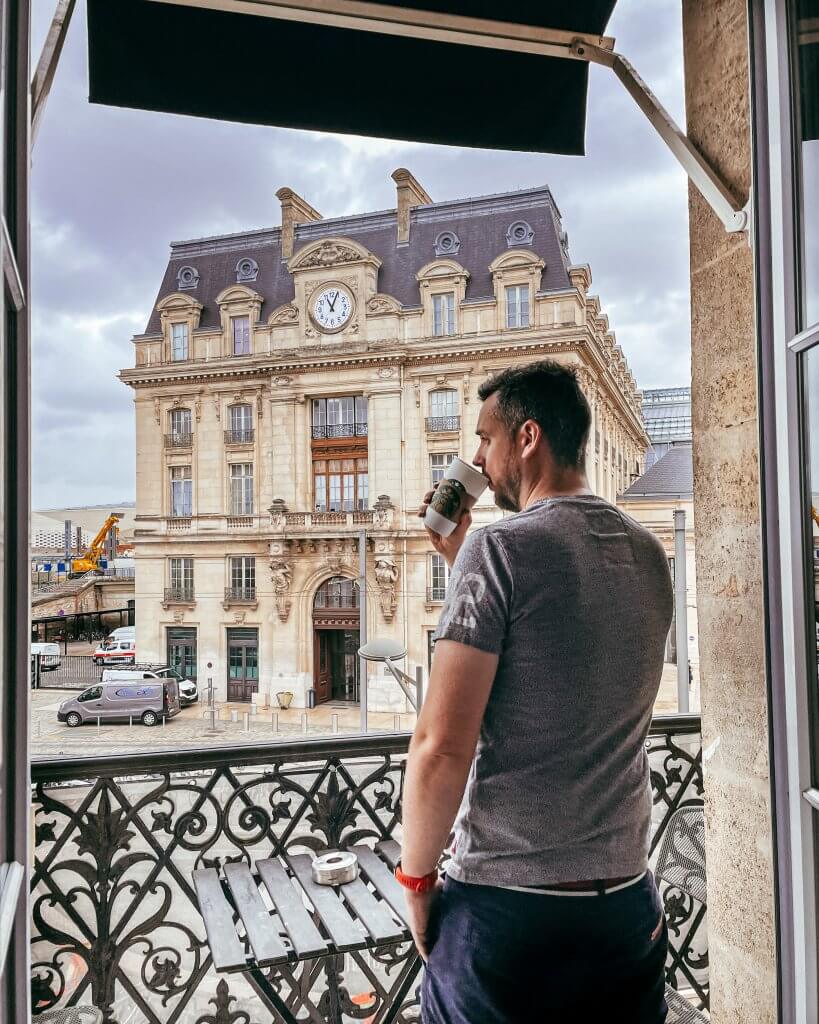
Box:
[434,494,673,887]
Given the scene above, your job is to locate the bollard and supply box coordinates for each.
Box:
[230,709,239,723]
[251,703,258,716]
[243,711,250,733]
[162,715,165,728]
[271,712,278,733]
[301,712,308,735]
[331,713,339,735]
[393,714,400,732]
[129,715,133,729]
[97,716,101,735]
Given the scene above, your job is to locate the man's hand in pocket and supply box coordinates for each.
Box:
[405,880,444,962]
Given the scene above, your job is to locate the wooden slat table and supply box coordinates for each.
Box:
[193,842,420,1024]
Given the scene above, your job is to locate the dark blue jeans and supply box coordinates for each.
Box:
[421,873,668,1024]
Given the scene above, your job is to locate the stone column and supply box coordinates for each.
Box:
[683,1,776,1020]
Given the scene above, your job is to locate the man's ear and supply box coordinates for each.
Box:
[519,418,543,461]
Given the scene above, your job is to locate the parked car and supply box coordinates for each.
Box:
[31,642,61,670]
[57,677,181,728]
[102,665,198,706]
[104,625,135,646]
[93,640,136,665]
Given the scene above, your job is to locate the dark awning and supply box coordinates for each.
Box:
[87,0,617,154]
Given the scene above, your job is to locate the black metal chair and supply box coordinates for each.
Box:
[654,805,709,1023]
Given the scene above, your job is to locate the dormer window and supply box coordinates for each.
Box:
[432,293,455,337]
[232,316,251,356]
[177,265,199,290]
[235,257,259,283]
[506,285,530,328]
[171,323,189,361]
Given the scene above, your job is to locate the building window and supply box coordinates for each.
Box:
[229,556,256,600]
[169,557,193,595]
[232,315,250,356]
[227,403,254,443]
[171,322,189,361]
[427,630,438,672]
[314,576,359,609]
[505,284,530,328]
[167,627,197,680]
[169,465,192,517]
[430,452,457,486]
[428,553,450,602]
[229,463,254,515]
[311,396,368,439]
[166,408,192,448]
[314,457,368,512]
[432,292,455,336]
[426,389,460,432]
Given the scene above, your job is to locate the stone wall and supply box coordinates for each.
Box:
[682,1,777,1019]
[32,578,134,619]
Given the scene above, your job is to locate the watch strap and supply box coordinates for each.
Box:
[394,861,439,893]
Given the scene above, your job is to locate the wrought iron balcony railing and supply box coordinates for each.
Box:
[425,415,460,432]
[163,586,194,603]
[164,432,193,448]
[426,586,447,603]
[224,586,256,603]
[224,428,254,444]
[30,716,707,1022]
[310,421,368,439]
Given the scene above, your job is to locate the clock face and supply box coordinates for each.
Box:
[311,285,354,333]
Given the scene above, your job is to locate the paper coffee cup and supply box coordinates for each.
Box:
[424,457,488,537]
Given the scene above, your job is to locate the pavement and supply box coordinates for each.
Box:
[30,662,691,758]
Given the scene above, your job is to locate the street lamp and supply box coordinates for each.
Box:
[357,638,422,712]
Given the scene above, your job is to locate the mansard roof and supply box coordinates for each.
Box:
[143,186,573,335]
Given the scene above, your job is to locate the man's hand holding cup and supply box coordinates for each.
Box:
[418,457,488,568]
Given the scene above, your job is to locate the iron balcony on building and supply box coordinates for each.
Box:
[224,586,257,604]
[164,432,193,448]
[224,428,255,445]
[310,422,368,440]
[29,715,707,1022]
[425,416,461,433]
[163,586,194,605]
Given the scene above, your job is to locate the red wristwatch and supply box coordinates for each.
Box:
[394,862,439,893]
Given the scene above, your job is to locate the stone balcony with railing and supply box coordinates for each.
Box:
[29,716,707,1022]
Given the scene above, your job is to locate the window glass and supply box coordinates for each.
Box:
[169,408,191,435]
[229,403,253,440]
[505,284,530,328]
[797,6,819,324]
[804,345,819,783]
[430,452,456,486]
[230,556,256,591]
[432,292,455,336]
[169,557,193,592]
[232,315,251,355]
[171,322,188,360]
[169,465,192,517]
[429,553,450,600]
[429,389,458,419]
[229,463,254,514]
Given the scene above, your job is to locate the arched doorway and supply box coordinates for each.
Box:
[312,576,360,704]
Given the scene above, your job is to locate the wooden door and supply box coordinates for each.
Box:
[314,631,331,704]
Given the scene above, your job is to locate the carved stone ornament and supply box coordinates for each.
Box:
[271,560,293,622]
[292,241,362,270]
[233,611,246,625]
[273,375,292,386]
[367,294,401,315]
[269,303,299,326]
[172,609,184,624]
[376,366,397,379]
[194,396,202,421]
[374,557,398,622]
[214,395,221,421]
[269,499,288,530]
[154,398,161,424]
[372,494,394,529]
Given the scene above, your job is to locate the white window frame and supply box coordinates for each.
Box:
[171,322,189,361]
[169,465,192,517]
[428,553,451,602]
[430,451,457,486]
[432,292,455,336]
[505,283,530,328]
[229,463,254,515]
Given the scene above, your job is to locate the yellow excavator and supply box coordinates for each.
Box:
[70,513,124,575]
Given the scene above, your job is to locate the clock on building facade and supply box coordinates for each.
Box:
[310,283,354,333]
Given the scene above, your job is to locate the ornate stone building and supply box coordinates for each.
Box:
[120,171,648,710]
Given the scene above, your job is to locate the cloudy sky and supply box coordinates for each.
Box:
[31,0,690,509]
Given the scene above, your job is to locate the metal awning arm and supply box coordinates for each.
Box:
[574,39,748,234]
[31,0,77,148]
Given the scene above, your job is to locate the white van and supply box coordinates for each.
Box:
[102,665,198,706]
[104,625,135,645]
[93,639,136,666]
[31,642,60,670]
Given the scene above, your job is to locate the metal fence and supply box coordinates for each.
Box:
[29,715,706,1022]
[31,607,134,645]
[31,654,103,690]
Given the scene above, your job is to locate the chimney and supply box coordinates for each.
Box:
[391,168,432,244]
[276,187,322,260]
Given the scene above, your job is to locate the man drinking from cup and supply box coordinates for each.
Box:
[395,360,673,1023]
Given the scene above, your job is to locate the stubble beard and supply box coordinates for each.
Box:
[492,462,522,513]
